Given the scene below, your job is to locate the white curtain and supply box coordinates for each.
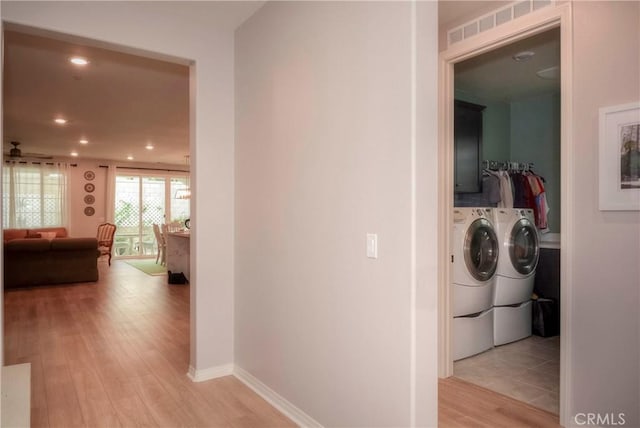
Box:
[105,165,117,223]
[2,162,69,229]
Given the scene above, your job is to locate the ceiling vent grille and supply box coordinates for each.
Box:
[447,0,555,48]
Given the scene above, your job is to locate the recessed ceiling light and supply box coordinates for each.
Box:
[145,143,154,150]
[54,118,68,125]
[70,151,79,157]
[127,155,134,160]
[512,51,535,62]
[70,57,89,66]
[79,139,89,145]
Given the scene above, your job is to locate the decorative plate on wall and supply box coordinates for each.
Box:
[84,206,95,216]
[84,195,95,204]
[83,170,95,181]
[84,183,95,193]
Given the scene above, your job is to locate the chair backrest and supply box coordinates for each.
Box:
[166,221,183,232]
[97,223,116,246]
[153,224,164,245]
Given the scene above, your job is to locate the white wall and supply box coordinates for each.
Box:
[1,0,262,374]
[235,1,438,426]
[570,2,640,426]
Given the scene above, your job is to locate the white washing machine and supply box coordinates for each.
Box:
[493,208,540,346]
[452,207,499,361]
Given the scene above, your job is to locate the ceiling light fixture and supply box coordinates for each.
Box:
[145,143,154,150]
[127,155,134,160]
[70,57,89,66]
[54,118,68,125]
[536,66,560,80]
[512,51,535,62]
[70,151,79,157]
[79,139,89,145]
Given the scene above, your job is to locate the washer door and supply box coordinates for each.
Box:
[509,218,539,275]
[463,218,499,282]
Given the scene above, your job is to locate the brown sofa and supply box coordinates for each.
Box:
[3,227,99,288]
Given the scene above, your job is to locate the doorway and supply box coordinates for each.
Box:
[438,3,573,425]
[2,23,194,385]
[113,173,190,258]
[452,27,561,414]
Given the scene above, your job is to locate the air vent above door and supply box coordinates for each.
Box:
[447,0,555,48]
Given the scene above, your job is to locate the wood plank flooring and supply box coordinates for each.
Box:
[5,259,561,427]
[4,260,295,428]
[439,377,560,428]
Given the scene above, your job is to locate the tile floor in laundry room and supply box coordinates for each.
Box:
[453,335,560,415]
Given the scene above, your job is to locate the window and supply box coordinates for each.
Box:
[113,172,189,257]
[2,163,68,229]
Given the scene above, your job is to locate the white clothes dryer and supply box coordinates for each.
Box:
[451,207,499,360]
[493,208,540,345]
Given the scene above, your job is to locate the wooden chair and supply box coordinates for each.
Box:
[153,224,167,265]
[97,223,117,266]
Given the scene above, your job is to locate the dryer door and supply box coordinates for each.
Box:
[463,218,499,282]
[509,218,539,275]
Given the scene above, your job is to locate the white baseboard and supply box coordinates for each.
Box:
[187,363,234,382]
[233,365,323,428]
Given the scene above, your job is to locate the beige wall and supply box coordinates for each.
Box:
[68,161,108,237]
[235,2,438,425]
[571,1,640,425]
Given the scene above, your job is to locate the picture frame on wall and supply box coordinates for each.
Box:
[599,102,640,211]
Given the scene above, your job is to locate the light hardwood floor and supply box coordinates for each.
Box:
[4,260,295,428]
[5,260,561,427]
[440,377,560,428]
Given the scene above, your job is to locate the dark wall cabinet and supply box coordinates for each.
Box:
[454,100,485,193]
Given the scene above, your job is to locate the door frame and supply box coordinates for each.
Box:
[437,3,573,425]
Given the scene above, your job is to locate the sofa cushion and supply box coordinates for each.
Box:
[3,229,27,242]
[5,239,51,252]
[4,227,68,242]
[40,232,57,240]
[51,237,98,251]
[30,227,68,238]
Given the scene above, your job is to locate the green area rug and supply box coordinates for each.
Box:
[125,259,167,276]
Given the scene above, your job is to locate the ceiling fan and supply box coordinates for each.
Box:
[5,141,53,160]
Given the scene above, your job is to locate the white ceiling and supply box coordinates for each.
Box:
[3,29,192,165]
[2,1,266,166]
[455,28,560,103]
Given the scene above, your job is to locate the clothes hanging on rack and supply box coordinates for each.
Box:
[481,161,549,231]
[497,172,514,208]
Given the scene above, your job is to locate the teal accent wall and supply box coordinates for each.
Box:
[454,90,511,161]
[453,89,561,232]
[510,92,561,232]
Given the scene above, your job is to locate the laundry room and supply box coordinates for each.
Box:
[450,27,561,414]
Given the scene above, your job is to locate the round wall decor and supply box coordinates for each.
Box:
[84,195,95,204]
[84,183,95,193]
[83,170,95,181]
[84,206,95,216]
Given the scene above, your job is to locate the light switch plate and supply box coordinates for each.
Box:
[366,233,378,259]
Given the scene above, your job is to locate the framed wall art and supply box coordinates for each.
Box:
[599,102,640,211]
